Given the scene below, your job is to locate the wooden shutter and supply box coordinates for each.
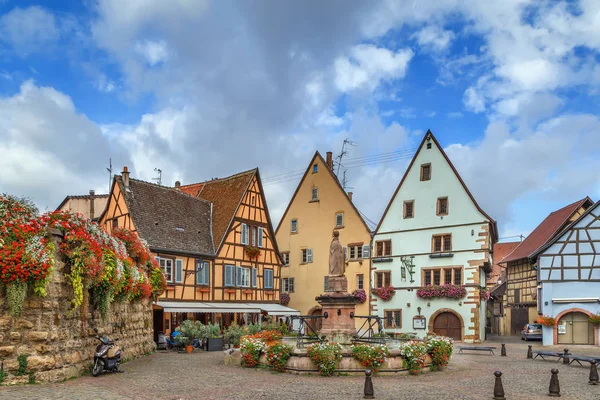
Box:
[362,244,370,259]
[251,226,256,246]
[236,266,242,286]
[175,259,183,283]
[257,227,264,248]
[307,248,313,263]
[252,268,257,287]
[225,265,234,286]
[242,224,249,245]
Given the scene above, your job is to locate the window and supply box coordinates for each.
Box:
[420,163,431,181]
[302,248,313,263]
[311,187,319,201]
[252,268,258,287]
[375,271,391,288]
[291,219,298,233]
[336,213,344,228]
[384,310,402,328]
[241,223,249,245]
[156,257,173,283]
[357,274,364,290]
[422,267,462,286]
[437,197,448,216]
[348,244,365,260]
[257,227,264,248]
[313,164,318,173]
[281,252,290,266]
[282,277,295,293]
[432,234,452,252]
[224,265,235,287]
[196,260,210,285]
[375,240,392,257]
[403,200,414,219]
[236,266,250,287]
[264,269,274,289]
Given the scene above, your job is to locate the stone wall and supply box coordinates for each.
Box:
[0,232,155,384]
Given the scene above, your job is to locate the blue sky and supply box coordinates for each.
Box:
[1,0,599,240]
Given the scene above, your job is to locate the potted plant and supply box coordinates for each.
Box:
[224,323,246,348]
[176,320,201,353]
[206,323,224,351]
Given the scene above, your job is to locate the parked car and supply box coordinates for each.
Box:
[521,323,543,341]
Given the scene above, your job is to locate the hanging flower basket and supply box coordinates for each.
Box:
[352,289,367,303]
[416,284,466,300]
[244,246,261,259]
[280,292,290,306]
[537,315,557,327]
[373,286,395,301]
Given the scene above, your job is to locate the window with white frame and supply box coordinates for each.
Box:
[241,223,249,245]
[282,277,295,292]
[236,266,251,287]
[196,260,210,285]
[336,212,344,227]
[281,252,290,266]
[155,257,174,283]
[264,269,274,289]
[311,187,319,201]
[291,219,298,233]
[302,248,313,263]
[224,265,235,287]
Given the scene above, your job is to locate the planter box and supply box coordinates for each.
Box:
[206,337,224,351]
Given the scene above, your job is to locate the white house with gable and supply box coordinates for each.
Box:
[371,130,497,343]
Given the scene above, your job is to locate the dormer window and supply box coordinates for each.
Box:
[313,164,318,173]
[420,163,431,181]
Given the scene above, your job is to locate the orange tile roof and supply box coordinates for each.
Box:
[500,197,593,264]
[487,241,520,285]
[184,169,256,250]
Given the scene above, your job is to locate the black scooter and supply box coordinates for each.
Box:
[91,327,122,377]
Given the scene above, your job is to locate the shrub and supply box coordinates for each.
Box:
[537,315,557,327]
[307,342,343,376]
[265,342,293,372]
[246,323,261,335]
[351,344,390,372]
[425,335,453,370]
[399,341,428,374]
[589,313,600,325]
[240,337,265,367]
[224,323,246,347]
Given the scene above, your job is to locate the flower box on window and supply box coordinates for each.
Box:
[243,289,253,294]
[244,246,261,259]
[416,284,466,300]
[225,289,236,294]
[197,287,210,293]
[373,286,395,301]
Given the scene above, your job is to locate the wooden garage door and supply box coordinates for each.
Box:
[557,312,594,345]
[511,308,529,335]
[433,312,461,340]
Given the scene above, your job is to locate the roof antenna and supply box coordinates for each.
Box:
[153,168,162,186]
[336,139,357,188]
[106,158,112,193]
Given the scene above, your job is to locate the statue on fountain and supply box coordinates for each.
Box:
[328,230,345,277]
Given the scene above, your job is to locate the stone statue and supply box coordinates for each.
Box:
[329,230,345,277]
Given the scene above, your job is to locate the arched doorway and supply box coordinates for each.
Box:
[557,312,594,345]
[432,312,462,341]
[307,306,323,333]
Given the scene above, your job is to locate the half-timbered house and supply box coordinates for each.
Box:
[372,130,496,343]
[499,197,593,335]
[533,200,599,346]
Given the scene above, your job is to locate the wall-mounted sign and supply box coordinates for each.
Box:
[558,321,567,335]
[413,315,426,330]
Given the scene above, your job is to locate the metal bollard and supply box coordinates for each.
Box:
[527,345,533,359]
[493,371,506,400]
[589,360,599,385]
[563,348,569,365]
[501,343,507,357]
[548,368,561,397]
[363,369,375,399]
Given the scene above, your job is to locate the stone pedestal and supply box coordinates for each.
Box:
[316,276,358,339]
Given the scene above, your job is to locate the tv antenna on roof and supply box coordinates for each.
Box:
[336,139,357,189]
[153,168,162,186]
[106,158,112,193]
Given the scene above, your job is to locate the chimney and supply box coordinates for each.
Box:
[175,181,181,188]
[122,166,130,188]
[348,192,353,202]
[89,190,95,220]
[326,152,333,170]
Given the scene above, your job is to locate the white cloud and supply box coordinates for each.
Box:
[412,25,455,52]
[94,74,117,93]
[0,6,59,56]
[134,40,169,66]
[464,86,485,113]
[334,44,414,93]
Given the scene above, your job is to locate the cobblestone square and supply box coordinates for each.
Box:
[1,339,599,400]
